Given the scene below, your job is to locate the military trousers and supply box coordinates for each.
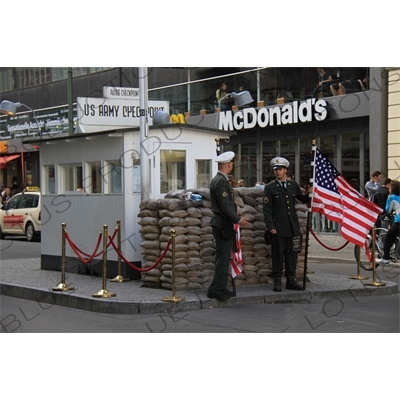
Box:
[270,235,297,279]
[207,226,232,295]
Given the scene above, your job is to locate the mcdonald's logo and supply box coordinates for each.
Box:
[170,113,186,124]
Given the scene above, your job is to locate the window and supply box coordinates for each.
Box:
[103,160,122,194]
[5,195,20,210]
[43,165,55,194]
[238,143,257,187]
[86,161,102,194]
[0,68,14,93]
[133,157,141,193]
[18,194,36,208]
[160,150,186,193]
[196,160,211,188]
[16,68,51,88]
[51,67,111,83]
[62,164,83,192]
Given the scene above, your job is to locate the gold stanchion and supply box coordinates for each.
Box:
[93,225,116,298]
[162,229,185,303]
[110,220,130,282]
[52,223,75,291]
[349,244,368,280]
[365,226,386,287]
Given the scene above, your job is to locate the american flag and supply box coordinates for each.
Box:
[231,224,244,278]
[311,148,382,247]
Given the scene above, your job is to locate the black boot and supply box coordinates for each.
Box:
[273,279,282,292]
[286,277,302,290]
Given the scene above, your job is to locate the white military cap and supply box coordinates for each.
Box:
[270,156,289,169]
[215,151,235,164]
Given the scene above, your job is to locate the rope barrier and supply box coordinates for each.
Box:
[65,228,118,259]
[62,223,169,272]
[309,227,350,251]
[108,233,172,272]
[65,231,103,264]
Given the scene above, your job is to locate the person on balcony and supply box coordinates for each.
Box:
[312,68,333,98]
[216,82,230,112]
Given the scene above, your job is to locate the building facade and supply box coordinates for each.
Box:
[1,67,398,233]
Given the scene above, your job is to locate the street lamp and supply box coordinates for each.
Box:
[0,100,42,137]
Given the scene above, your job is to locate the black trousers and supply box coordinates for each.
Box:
[207,226,232,295]
[270,235,297,279]
[383,222,400,260]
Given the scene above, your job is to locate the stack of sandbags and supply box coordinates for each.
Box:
[138,187,309,290]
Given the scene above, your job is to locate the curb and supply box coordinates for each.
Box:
[1,276,397,315]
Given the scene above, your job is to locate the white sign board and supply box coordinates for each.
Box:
[103,86,139,99]
[77,97,169,133]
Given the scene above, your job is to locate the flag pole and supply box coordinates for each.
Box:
[302,140,316,290]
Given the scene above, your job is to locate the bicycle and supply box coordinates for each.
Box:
[354,215,400,270]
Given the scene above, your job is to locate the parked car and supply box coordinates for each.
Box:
[0,186,41,242]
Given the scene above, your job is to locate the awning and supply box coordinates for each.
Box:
[0,154,21,168]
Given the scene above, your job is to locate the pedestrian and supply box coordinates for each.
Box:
[1,187,12,204]
[207,151,249,301]
[365,170,382,201]
[263,157,310,292]
[376,180,400,265]
[373,177,392,228]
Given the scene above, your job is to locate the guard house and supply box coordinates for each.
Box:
[23,122,233,278]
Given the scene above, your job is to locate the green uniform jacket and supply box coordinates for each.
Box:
[263,179,309,237]
[210,172,241,227]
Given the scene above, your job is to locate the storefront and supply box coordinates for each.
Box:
[186,90,372,233]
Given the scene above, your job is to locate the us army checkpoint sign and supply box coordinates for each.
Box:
[77,97,169,133]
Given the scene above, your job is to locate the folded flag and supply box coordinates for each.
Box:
[231,223,244,278]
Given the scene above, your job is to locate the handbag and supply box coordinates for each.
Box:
[221,217,235,240]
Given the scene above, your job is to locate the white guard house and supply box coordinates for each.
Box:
[23,122,234,279]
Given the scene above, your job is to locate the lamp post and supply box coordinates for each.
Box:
[0,100,42,137]
[139,67,150,202]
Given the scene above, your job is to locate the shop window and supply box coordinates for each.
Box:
[196,160,211,188]
[160,150,185,193]
[238,143,257,187]
[341,132,365,192]
[261,140,279,184]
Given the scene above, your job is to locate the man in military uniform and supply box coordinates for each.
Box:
[207,151,249,301]
[263,157,310,292]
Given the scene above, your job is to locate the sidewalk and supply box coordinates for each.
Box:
[0,234,397,314]
[308,232,355,263]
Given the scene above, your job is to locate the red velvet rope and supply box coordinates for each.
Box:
[107,233,172,272]
[64,228,118,258]
[65,231,103,264]
[308,227,350,251]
